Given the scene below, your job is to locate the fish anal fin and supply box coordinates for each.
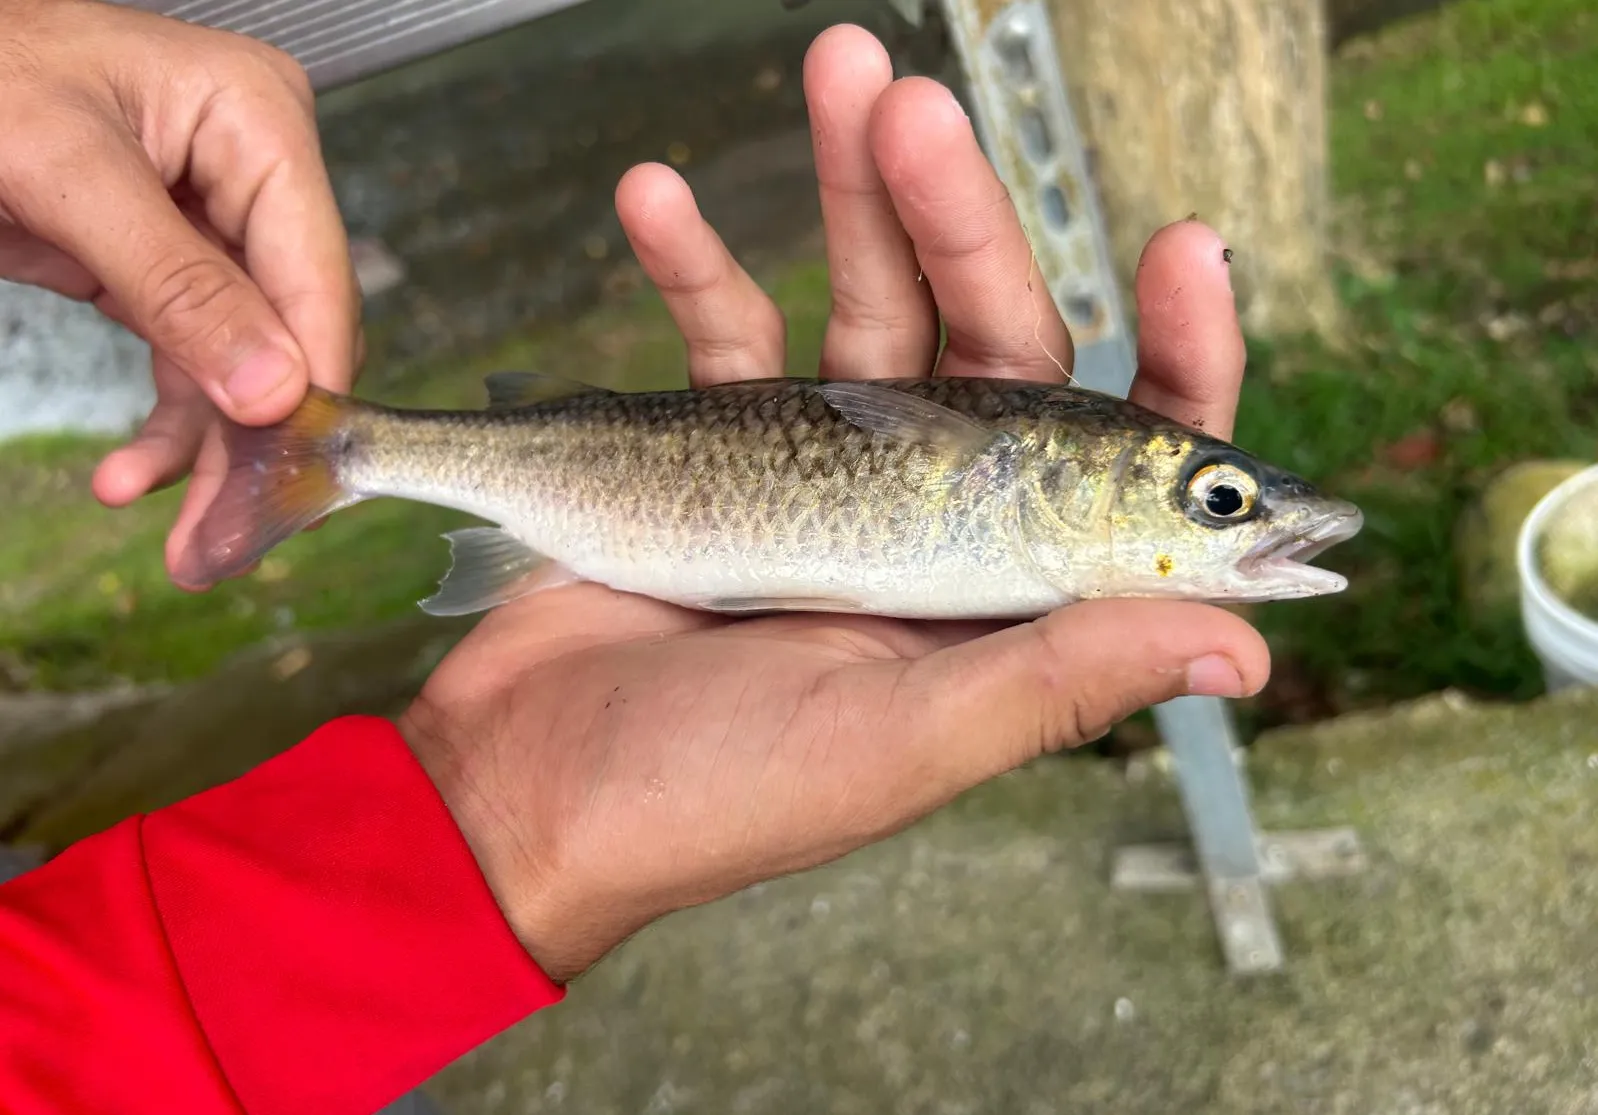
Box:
[484,371,614,411]
[816,381,992,454]
[419,527,581,616]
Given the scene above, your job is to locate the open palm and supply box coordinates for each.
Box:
[398,26,1270,983]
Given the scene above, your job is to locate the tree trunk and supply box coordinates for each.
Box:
[1043,0,1339,338]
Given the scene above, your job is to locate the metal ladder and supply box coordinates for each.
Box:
[930,0,1366,976]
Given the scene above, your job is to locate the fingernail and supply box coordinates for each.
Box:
[225,348,294,408]
[1186,654,1247,698]
[940,84,969,121]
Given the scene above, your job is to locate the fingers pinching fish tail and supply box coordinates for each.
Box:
[174,371,1362,619]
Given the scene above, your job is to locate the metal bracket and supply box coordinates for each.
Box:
[1114,825,1368,973]
[937,0,1365,975]
[1112,827,1369,892]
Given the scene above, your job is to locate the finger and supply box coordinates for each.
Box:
[184,72,362,395]
[90,373,212,507]
[905,599,1269,790]
[615,162,785,387]
[0,225,100,299]
[164,423,235,591]
[5,120,309,425]
[804,24,938,381]
[1128,219,1248,440]
[869,77,1073,383]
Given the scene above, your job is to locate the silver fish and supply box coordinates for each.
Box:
[178,372,1363,619]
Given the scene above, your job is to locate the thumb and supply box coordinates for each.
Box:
[8,124,306,425]
[906,599,1271,790]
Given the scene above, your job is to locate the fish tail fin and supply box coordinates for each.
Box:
[174,386,365,588]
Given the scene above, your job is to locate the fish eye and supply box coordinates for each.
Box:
[1187,462,1259,522]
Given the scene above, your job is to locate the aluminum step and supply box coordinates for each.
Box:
[118,0,593,90]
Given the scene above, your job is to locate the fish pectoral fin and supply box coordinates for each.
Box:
[816,381,992,453]
[419,527,575,616]
[696,593,872,615]
[483,370,615,411]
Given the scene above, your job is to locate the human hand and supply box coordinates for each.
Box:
[0,0,360,584]
[397,24,1268,983]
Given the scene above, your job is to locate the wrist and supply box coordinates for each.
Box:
[393,699,632,983]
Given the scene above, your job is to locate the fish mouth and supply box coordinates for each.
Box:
[1237,502,1365,597]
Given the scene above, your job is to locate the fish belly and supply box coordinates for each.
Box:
[495,472,1067,620]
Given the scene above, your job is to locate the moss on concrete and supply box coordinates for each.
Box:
[0,615,470,847]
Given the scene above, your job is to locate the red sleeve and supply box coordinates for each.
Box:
[0,715,564,1115]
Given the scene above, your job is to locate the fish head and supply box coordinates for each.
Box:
[1017,422,1364,604]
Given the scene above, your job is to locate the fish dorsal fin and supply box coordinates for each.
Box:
[815,381,992,454]
[483,371,614,411]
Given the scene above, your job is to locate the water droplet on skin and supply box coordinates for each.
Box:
[644,777,666,801]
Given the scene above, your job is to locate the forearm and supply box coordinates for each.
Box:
[0,716,563,1115]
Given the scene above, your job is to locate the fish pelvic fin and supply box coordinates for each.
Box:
[173,386,363,589]
[419,527,580,616]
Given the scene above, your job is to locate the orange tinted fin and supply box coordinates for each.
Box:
[173,387,364,589]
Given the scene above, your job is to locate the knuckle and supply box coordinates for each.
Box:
[200,29,314,112]
[1020,621,1107,751]
[1062,690,1112,751]
[140,255,248,356]
[249,40,315,107]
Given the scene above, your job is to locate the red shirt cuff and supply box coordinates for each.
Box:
[141,714,563,1114]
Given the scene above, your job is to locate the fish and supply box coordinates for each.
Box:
[176,372,1364,620]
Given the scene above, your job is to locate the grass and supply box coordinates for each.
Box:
[3,0,1595,724]
[1227,0,1598,721]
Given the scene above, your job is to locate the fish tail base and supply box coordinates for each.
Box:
[173,386,362,588]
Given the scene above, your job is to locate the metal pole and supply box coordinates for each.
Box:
[932,0,1365,974]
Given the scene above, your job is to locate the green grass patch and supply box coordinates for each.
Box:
[1228,0,1598,722]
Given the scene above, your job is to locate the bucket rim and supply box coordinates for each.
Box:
[1515,462,1598,645]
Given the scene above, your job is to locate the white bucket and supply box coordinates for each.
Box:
[1516,463,1598,692]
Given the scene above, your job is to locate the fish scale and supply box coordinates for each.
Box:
[180,374,1364,618]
